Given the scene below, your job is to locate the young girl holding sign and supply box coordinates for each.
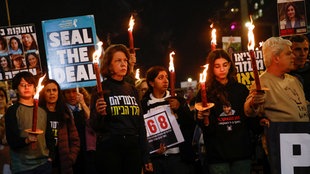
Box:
[141,66,196,174]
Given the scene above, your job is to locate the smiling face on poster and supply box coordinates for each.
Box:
[277,0,307,36]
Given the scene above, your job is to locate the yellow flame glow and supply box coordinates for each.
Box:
[34,74,46,99]
[246,16,255,51]
[169,51,175,72]
[128,15,135,32]
[211,29,216,45]
[199,64,208,83]
[135,68,140,80]
[92,41,103,64]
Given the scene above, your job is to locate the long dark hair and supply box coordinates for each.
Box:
[38,79,71,122]
[205,49,237,104]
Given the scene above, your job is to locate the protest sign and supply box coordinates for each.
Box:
[232,50,265,89]
[0,24,42,80]
[143,106,184,154]
[42,15,98,89]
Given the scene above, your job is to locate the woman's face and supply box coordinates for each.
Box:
[10,39,19,50]
[44,83,59,104]
[28,54,38,68]
[22,34,33,48]
[213,57,231,82]
[110,51,128,80]
[287,5,296,19]
[150,70,169,94]
[0,57,8,68]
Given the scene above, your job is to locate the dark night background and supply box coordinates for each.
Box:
[0,0,308,87]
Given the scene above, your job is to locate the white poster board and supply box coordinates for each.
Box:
[143,106,184,154]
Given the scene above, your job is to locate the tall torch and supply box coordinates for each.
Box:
[169,51,176,97]
[92,41,106,115]
[210,23,216,51]
[195,64,214,125]
[25,74,46,148]
[128,15,135,54]
[246,16,261,91]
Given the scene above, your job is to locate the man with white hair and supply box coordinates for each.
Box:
[244,37,309,122]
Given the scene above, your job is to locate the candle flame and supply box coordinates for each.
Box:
[93,41,103,64]
[199,64,208,83]
[169,51,175,72]
[135,68,140,80]
[211,28,216,45]
[246,16,255,51]
[34,74,46,99]
[128,15,135,32]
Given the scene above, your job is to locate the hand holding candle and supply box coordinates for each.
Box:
[26,74,46,149]
[246,16,261,91]
[32,74,46,132]
[196,64,214,126]
[92,41,106,115]
[93,41,103,97]
[169,51,176,97]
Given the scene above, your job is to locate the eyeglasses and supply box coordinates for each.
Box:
[19,83,34,88]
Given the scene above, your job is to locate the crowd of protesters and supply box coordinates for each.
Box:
[0,33,309,174]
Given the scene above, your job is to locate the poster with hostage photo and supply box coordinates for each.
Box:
[277,0,307,36]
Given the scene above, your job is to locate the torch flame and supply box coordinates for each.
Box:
[169,51,175,72]
[34,74,46,99]
[246,16,255,51]
[135,68,140,80]
[93,41,103,64]
[210,23,216,45]
[199,64,208,83]
[128,15,135,32]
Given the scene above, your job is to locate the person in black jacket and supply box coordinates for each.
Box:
[89,44,152,174]
[196,49,261,174]
[141,66,196,174]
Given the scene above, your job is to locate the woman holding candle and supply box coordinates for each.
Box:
[5,71,52,174]
[89,44,153,174]
[196,49,261,174]
[39,79,80,174]
[141,66,196,174]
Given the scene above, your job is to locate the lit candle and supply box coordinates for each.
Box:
[199,64,208,107]
[246,16,261,91]
[169,51,176,97]
[135,68,140,80]
[128,15,135,54]
[32,74,46,132]
[210,23,216,51]
[92,41,103,97]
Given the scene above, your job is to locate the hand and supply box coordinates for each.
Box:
[76,92,85,105]
[168,98,180,110]
[26,133,38,144]
[96,98,107,116]
[144,163,153,172]
[260,118,270,127]
[155,143,166,154]
[129,53,136,66]
[197,109,210,120]
[251,91,265,108]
